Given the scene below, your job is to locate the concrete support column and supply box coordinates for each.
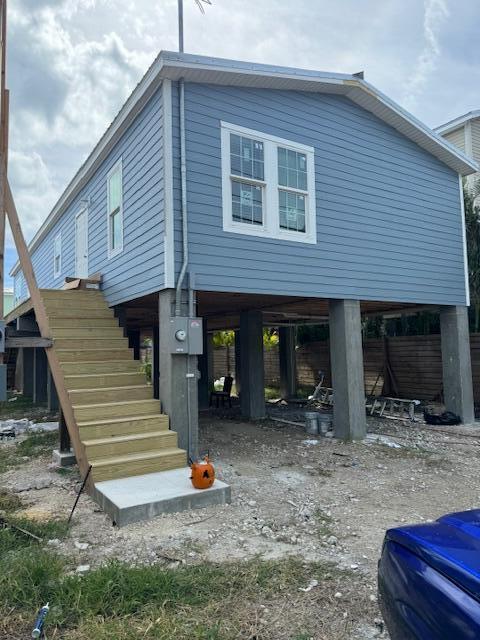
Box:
[440,305,475,423]
[158,289,199,458]
[279,326,297,399]
[198,320,213,409]
[329,299,366,440]
[234,329,241,397]
[239,310,265,419]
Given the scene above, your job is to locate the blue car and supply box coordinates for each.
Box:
[378,510,480,639]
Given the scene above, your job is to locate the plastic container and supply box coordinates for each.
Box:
[318,414,332,436]
[304,412,319,435]
[378,509,480,639]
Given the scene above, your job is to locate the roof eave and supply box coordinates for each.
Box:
[435,110,480,136]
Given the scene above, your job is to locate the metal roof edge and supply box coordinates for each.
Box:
[435,110,480,135]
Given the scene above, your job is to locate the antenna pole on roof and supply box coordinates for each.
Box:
[177,0,212,53]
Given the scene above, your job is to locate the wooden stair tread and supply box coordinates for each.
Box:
[65,372,144,381]
[90,447,184,467]
[83,430,174,447]
[77,413,167,427]
[73,398,159,410]
[69,384,150,393]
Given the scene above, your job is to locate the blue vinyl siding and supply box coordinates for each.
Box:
[14,86,165,308]
[175,82,467,306]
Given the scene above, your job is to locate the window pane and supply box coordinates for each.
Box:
[278,147,307,191]
[230,134,264,180]
[110,209,122,250]
[279,189,306,233]
[109,168,122,213]
[232,180,263,226]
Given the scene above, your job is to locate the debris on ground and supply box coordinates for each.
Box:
[2,411,480,638]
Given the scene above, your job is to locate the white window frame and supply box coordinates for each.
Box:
[221,122,316,244]
[53,232,62,278]
[107,158,124,258]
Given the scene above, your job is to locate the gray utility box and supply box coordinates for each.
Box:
[169,317,203,355]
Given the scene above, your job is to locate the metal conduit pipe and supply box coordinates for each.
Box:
[175,78,189,317]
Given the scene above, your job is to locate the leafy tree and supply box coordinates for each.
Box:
[465,182,480,331]
[212,330,235,374]
[212,329,279,373]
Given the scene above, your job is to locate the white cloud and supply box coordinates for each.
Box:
[3,0,475,260]
[7,150,58,243]
[401,0,449,111]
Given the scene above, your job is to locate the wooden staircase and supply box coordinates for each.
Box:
[41,288,186,483]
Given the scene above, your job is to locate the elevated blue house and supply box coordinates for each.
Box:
[8,53,478,496]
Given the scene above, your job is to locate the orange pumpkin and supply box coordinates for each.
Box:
[190,456,215,490]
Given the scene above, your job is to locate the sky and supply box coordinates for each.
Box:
[4,0,480,284]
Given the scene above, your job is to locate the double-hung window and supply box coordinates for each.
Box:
[53,232,62,278]
[107,160,123,257]
[221,123,316,243]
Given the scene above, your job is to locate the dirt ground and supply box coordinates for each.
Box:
[3,409,480,639]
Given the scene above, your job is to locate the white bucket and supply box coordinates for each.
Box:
[305,412,319,435]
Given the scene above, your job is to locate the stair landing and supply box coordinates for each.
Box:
[93,467,231,526]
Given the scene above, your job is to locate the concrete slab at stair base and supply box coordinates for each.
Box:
[93,467,231,526]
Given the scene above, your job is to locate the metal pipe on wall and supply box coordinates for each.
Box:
[175,78,189,317]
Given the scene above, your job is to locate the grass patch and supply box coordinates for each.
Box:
[0,392,57,421]
[314,509,335,538]
[55,466,74,476]
[0,488,23,513]
[0,430,58,473]
[16,431,58,457]
[265,386,281,401]
[0,534,341,640]
[0,516,69,555]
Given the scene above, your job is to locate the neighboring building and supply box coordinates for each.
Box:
[4,287,13,315]
[7,53,478,514]
[435,111,480,195]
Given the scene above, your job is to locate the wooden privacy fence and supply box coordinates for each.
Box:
[214,334,480,402]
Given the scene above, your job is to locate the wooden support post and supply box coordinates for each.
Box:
[59,410,71,453]
[152,323,159,399]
